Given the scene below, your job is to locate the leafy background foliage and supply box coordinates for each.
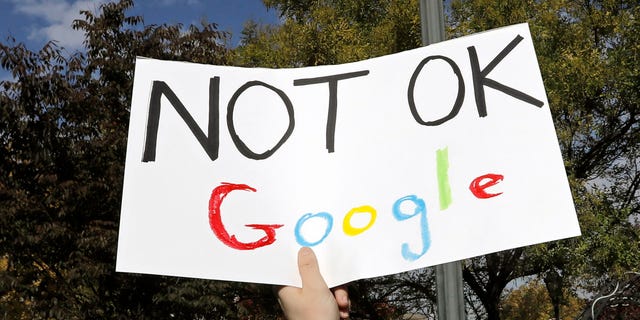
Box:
[1,0,638,319]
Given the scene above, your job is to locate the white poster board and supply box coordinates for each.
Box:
[116,23,580,287]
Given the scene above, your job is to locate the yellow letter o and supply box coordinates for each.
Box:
[342,205,377,236]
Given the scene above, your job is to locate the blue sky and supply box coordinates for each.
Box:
[0,0,280,81]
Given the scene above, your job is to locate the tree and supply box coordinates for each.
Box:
[235,0,422,67]
[1,1,282,319]
[2,0,638,318]
[500,278,585,320]
[449,0,640,318]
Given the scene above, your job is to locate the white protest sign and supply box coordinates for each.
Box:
[116,23,580,287]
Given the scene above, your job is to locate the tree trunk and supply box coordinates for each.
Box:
[544,269,564,320]
[486,300,501,320]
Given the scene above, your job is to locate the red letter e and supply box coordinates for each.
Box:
[469,174,504,199]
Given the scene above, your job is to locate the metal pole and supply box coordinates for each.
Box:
[435,261,465,319]
[419,1,466,319]
[420,0,445,45]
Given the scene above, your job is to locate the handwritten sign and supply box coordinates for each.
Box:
[116,23,580,287]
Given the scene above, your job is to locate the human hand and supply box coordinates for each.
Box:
[277,247,350,320]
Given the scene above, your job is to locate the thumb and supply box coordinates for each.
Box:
[297,247,329,292]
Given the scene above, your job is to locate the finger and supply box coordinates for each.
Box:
[333,285,350,318]
[332,285,349,307]
[297,247,328,292]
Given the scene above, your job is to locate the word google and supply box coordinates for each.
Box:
[207,150,504,261]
